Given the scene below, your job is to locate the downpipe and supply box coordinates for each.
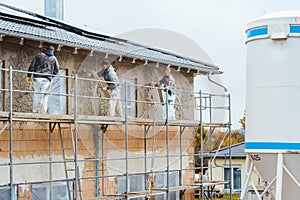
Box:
[208,71,228,93]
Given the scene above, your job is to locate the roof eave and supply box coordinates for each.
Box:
[1,29,219,73]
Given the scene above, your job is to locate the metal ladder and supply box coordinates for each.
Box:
[58,122,83,200]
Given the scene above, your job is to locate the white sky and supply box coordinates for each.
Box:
[2,0,300,129]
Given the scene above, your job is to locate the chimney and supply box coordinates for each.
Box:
[44,0,64,20]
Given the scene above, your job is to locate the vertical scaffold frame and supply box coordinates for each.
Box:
[1,66,232,200]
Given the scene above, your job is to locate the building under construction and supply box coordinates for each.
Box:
[0,3,231,200]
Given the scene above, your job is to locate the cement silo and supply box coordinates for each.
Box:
[242,11,300,200]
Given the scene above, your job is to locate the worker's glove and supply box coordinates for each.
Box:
[86,72,91,77]
[26,77,32,83]
[102,87,108,91]
[168,90,172,96]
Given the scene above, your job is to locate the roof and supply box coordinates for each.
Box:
[0,3,219,73]
[208,142,246,158]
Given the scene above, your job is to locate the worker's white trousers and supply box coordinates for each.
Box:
[32,78,51,113]
[110,86,123,117]
[162,90,176,120]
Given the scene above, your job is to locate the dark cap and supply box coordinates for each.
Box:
[101,60,111,67]
[165,65,171,72]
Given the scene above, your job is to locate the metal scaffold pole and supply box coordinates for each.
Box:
[94,126,99,197]
[144,125,150,192]
[0,66,234,200]
[125,82,129,199]
[165,90,170,200]
[9,66,13,200]
[199,90,204,200]
[209,95,213,185]
[101,125,105,197]
[228,94,232,200]
[208,95,214,199]
[179,126,184,192]
[74,74,80,200]
[49,123,56,200]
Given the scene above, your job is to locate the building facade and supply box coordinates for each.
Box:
[0,3,228,200]
[207,142,262,197]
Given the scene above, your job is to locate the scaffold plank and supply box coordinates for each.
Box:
[193,180,229,187]
[84,184,227,200]
[0,111,209,127]
[85,195,124,200]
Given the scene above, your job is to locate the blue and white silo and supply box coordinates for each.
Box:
[243,11,300,200]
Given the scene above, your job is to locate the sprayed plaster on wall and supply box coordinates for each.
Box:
[0,38,196,196]
[0,39,195,120]
[115,62,194,120]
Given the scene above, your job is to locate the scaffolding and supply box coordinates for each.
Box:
[0,66,232,200]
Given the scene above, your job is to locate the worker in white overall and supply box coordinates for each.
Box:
[159,66,176,120]
[27,46,59,113]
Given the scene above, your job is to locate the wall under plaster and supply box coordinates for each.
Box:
[0,37,196,199]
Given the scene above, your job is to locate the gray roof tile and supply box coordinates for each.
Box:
[0,3,219,72]
[208,142,246,158]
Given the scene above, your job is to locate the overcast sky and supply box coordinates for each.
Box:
[2,0,300,129]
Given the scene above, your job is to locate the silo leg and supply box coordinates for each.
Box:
[275,153,283,200]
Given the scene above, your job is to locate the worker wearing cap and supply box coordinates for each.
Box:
[159,66,176,120]
[96,60,122,117]
[27,46,59,113]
